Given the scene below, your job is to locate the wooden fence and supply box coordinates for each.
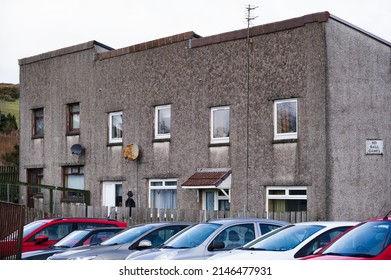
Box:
[26,199,313,226]
[0,201,24,260]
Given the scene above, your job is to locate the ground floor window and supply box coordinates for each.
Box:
[266,186,307,214]
[149,179,177,209]
[102,182,123,208]
[203,189,230,211]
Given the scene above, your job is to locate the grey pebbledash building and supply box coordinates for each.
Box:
[18,12,391,221]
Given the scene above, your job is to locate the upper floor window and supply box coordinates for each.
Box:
[67,103,80,135]
[155,105,171,139]
[109,111,123,144]
[149,179,177,209]
[32,108,44,138]
[274,99,297,140]
[211,106,230,144]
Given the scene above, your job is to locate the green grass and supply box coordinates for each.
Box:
[0,99,20,126]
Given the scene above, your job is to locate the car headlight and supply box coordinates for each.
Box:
[155,251,178,260]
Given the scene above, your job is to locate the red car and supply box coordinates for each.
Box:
[302,215,391,260]
[1,217,127,257]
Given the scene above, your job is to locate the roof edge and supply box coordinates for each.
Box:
[96,31,200,61]
[18,40,113,66]
[190,11,330,48]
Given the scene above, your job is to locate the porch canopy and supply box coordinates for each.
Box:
[181,168,231,189]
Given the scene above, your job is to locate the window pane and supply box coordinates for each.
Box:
[72,113,80,129]
[34,108,44,136]
[218,199,230,211]
[269,190,285,195]
[35,118,44,134]
[109,112,123,143]
[165,181,177,187]
[151,189,176,209]
[67,175,84,190]
[115,184,123,207]
[206,191,215,210]
[289,189,306,195]
[71,104,79,113]
[111,115,122,138]
[268,199,307,212]
[286,199,307,211]
[157,107,171,134]
[268,199,286,212]
[213,108,230,138]
[277,101,296,134]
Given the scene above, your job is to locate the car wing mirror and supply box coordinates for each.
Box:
[136,239,152,250]
[35,235,49,244]
[208,241,225,251]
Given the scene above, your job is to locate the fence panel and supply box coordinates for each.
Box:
[0,201,24,260]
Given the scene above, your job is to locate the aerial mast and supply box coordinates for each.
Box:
[245,4,258,214]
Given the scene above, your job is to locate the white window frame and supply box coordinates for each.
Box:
[154,105,171,139]
[265,186,307,218]
[201,189,230,211]
[211,106,230,144]
[148,179,177,209]
[102,181,123,216]
[274,99,297,140]
[109,111,123,144]
[64,166,85,190]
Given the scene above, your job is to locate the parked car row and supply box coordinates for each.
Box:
[0,217,127,258]
[9,213,391,260]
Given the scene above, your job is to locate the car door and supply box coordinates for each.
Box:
[205,223,256,259]
[23,222,73,251]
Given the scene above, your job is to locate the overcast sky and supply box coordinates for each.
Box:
[1,0,390,84]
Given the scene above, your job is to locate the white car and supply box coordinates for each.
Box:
[208,221,358,260]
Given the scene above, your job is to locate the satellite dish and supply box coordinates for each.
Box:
[71,144,85,156]
[123,144,139,160]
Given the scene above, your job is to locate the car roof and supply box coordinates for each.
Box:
[365,217,391,222]
[75,227,125,232]
[292,221,358,227]
[34,217,124,222]
[132,221,194,227]
[205,217,290,225]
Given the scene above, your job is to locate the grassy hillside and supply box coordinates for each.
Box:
[0,83,20,165]
[0,99,20,126]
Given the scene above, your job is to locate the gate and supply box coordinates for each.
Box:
[0,201,25,260]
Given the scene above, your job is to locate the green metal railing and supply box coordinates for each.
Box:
[0,181,91,213]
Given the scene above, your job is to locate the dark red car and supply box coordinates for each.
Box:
[0,217,127,257]
[302,215,391,260]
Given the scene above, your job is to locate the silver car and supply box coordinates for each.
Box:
[125,218,289,260]
[47,222,193,260]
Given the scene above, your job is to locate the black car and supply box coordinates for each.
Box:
[22,227,124,260]
[47,222,193,260]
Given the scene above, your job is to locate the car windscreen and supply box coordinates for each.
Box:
[162,223,221,249]
[100,224,154,245]
[53,230,90,248]
[243,225,324,251]
[23,221,47,238]
[320,221,391,257]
